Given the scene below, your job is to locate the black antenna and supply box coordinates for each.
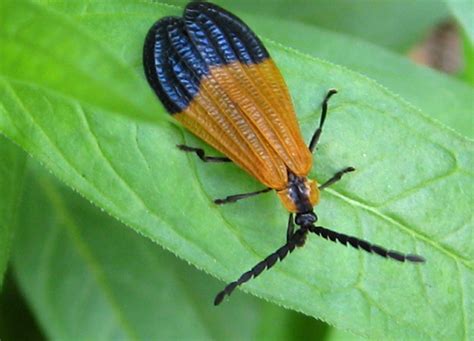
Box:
[214,223,425,305]
[214,227,309,305]
[307,225,425,263]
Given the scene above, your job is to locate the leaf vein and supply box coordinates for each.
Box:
[326,189,473,268]
[356,286,431,338]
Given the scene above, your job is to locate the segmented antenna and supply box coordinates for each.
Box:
[307,225,425,263]
[214,228,307,305]
[214,223,425,305]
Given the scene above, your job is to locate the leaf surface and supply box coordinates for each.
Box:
[0,1,166,123]
[13,165,327,340]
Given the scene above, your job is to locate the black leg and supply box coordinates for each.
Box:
[214,188,272,205]
[307,225,425,263]
[319,167,355,190]
[177,144,231,163]
[214,227,309,305]
[286,214,295,243]
[309,89,338,153]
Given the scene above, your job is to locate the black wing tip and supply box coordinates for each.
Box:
[146,16,182,36]
[184,0,270,65]
[143,16,190,115]
[143,16,183,61]
[184,1,243,26]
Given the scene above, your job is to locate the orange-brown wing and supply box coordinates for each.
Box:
[143,2,312,189]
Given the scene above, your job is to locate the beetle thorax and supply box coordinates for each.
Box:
[276,173,320,213]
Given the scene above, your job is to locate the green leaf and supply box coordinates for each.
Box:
[326,327,367,341]
[13,164,327,340]
[0,1,166,123]
[0,2,473,340]
[173,0,449,52]
[0,136,26,288]
[461,31,474,85]
[242,16,474,139]
[446,0,474,44]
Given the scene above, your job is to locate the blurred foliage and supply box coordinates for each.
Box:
[0,136,25,288]
[447,0,474,86]
[12,164,329,340]
[0,271,44,341]
[173,0,450,52]
[446,0,474,45]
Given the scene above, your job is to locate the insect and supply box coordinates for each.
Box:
[143,1,425,305]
